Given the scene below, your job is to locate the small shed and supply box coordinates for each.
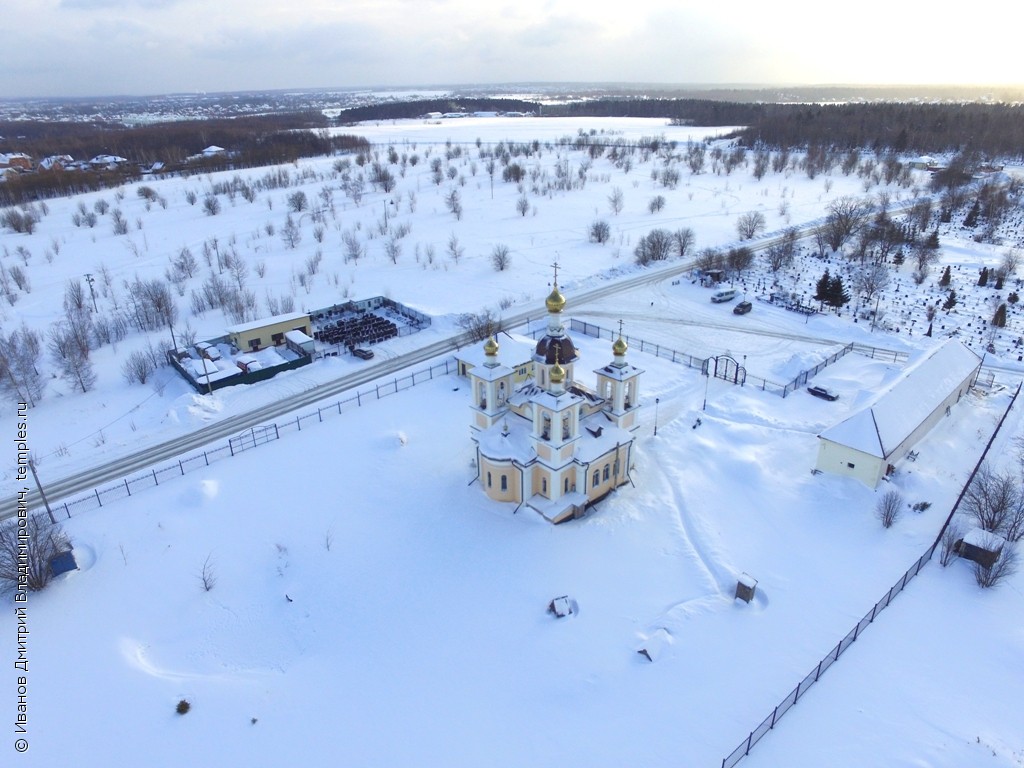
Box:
[956,527,1005,568]
[284,329,315,356]
[49,548,78,578]
[735,573,758,603]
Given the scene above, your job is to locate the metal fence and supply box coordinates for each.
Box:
[569,320,915,400]
[720,379,1022,768]
[43,357,456,521]
[720,541,937,768]
[779,343,854,397]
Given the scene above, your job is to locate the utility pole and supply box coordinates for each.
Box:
[28,455,56,524]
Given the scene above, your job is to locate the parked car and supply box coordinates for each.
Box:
[352,347,375,360]
[733,300,753,315]
[807,385,839,401]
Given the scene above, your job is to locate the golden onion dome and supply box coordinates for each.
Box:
[613,336,628,356]
[550,361,566,384]
[545,285,566,314]
[483,335,499,357]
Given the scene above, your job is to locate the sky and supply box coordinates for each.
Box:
[1,0,1020,99]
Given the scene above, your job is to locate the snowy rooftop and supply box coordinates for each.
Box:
[820,341,981,458]
[456,332,536,370]
[226,311,309,335]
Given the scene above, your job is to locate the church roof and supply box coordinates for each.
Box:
[534,334,578,365]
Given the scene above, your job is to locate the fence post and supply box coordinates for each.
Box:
[95,489,102,507]
[229,441,234,457]
[203,451,209,466]
[318,407,322,423]
[64,502,70,519]
[179,460,184,475]
[124,479,131,496]
[296,415,301,431]
[153,469,158,486]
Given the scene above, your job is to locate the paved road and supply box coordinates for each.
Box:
[2,214,949,521]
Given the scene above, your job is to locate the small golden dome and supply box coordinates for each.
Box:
[613,336,628,356]
[545,285,566,314]
[483,335,499,356]
[550,361,566,384]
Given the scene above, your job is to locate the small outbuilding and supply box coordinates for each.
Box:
[956,527,1005,568]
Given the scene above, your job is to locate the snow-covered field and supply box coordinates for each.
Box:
[2,117,1023,767]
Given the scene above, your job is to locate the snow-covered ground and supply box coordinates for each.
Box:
[2,116,1023,767]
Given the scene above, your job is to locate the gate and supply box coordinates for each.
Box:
[702,354,746,385]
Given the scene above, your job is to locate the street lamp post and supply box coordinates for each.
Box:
[654,397,660,436]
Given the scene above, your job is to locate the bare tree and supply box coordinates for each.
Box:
[727,247,754,278]
[589,220,611,244]
[444,188,463,220]
[198,554,217,592]
[457,310,498,342]
[673,228,696,259]
[516,195,530,217]
[634,229,673,266]
[608,187,624,215]
[122,350,156,384]
[736,211,767,240]
[0,514,71,594]
[0,324,44,406]
[491,244,511,272]
[853,263,892,305]
[202,195,221,216]
[876,489,904,528]
[939,520,965,566]
[823,196,870,252]
[280,215,301,249]
[974,543,1018,589]
[48,323,96,393]
[342,231,364,264]
[447,233,464,264]
[961,463,1022,537]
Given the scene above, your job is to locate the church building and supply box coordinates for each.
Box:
[469,273,643,523]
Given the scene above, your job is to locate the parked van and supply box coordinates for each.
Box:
[710,288,737,303]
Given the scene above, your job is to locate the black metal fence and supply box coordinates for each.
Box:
[720,541,938,768]
[720,379,1021,768]
[779,343,854,397]
[46,357,456,520]
[568,320,892,398]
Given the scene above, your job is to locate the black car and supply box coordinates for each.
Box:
[733,300,752,315]
[807,385,838,401]
[352,348,374,360]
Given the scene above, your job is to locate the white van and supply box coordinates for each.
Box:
[711,288,737,303]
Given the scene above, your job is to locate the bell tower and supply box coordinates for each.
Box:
[594,321,644,431]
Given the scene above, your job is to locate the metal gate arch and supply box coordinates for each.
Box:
[702,354,747,385]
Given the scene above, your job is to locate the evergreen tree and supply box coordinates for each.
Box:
[978,267,989,287]
[943,289,958,310]
[814,269,832,306]
[995,273,1004,290]
[939,265,951,287]
[892,249,905,267]
[827,274,850,309]
[993,303,1007,328]
[925,229,940,250]
[964,200,980,228]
